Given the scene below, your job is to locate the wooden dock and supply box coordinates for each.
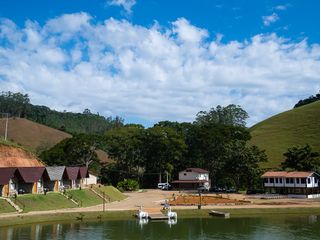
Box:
[146,208,168,220]
[209,210,230,218]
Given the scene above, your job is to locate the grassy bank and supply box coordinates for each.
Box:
[2,207,320,228]
[14,193,76,212]
[0,199,15,213]
[67,189,102,207]
[93,186,127,202]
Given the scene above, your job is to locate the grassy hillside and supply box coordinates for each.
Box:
[93,186,127,202]
[67,189,102,207]
[250,101,320,168]
[0,118,71,151]
[14,193,76,212]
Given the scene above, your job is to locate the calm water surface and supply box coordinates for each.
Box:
[1,215,320,240]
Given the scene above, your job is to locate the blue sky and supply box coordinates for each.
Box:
[0,0,319,126]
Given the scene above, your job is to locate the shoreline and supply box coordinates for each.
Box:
[2,206,320,228]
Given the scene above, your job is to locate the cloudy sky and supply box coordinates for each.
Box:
[0,0,319,126]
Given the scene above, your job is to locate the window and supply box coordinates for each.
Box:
[290,178,294,184]
[301,178,306,184]
[275,178,278,183]
[279,178,282,184]
[286,178,289,184]
[315,178,318,183]
[264,178,269,183]
[308,178,311,184]
[184,173,187,176]
[296,178,300,184]
[270,178,274,183]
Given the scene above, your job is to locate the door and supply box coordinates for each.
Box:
[33,182,37,194]
[3,184,9,197]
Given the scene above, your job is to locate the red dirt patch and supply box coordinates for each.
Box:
[0,145,44,167]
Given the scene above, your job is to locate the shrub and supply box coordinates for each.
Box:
[117,179,139,192]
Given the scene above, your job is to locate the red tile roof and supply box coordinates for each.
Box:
[0,167,17,185]
[17,167,45,183]
[79,167,89,178]
[65,167,80,180]
[261,171,315,178]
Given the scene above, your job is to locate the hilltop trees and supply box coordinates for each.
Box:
[0,91,124,135]
[294,91,320,108]
[282,144,320,172]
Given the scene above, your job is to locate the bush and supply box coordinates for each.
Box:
[117,179,139,192]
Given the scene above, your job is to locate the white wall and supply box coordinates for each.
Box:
[83,174,97,185]
[178,171,209,181]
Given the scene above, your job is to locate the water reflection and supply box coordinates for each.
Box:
[0,215,320,240]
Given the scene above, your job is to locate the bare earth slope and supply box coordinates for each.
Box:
[0,145,44,167]
[0,118,71,151]
[250,101,320,168]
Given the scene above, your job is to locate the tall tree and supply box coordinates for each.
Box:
[281,144,320,172]
[195,104,249,127]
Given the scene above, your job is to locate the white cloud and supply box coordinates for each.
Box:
[0,13,320,126]
[108,0,136,15]
[274,4,290,11]
[262,13,279,26]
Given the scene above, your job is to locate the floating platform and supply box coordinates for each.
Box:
[209,210,230,218]
[148,214,168,220]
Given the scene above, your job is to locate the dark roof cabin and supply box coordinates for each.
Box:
[16,167,45,194]
[0,167,17,185]
[79,167,89,179]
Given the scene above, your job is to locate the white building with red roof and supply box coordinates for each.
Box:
[261,171,320,198]
[171,168,210,190]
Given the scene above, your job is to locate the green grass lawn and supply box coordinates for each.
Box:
[67,189,102,207]
[93,186,127,202]
[14,193,77,212]
[250,101,320,168]
[0,199,15,213]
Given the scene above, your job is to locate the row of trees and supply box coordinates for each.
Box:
[41,105,267,190]
[294,91,320,108]
[0,91,124,134]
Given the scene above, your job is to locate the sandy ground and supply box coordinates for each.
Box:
[1,189,320,219]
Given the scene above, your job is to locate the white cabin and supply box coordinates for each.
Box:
[261,171,320,198]
[172,168,210,190]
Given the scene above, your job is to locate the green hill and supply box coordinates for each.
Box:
[250,100,320,168]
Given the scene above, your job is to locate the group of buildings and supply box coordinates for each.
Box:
[171,168,320,199]
[0,166,97,197]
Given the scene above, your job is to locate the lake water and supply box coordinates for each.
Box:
[1,215,320,240]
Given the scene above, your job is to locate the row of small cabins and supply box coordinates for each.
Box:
[0,166,96,197]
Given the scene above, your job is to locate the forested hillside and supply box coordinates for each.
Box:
[0,92,124,134]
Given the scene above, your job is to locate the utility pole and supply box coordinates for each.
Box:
[4,113,8,141]
[103,192,105,212]
[166,171,168,185]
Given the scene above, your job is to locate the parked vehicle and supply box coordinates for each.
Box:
[162,184,172,190]
[158,183,170,189]
[197,185,210,192]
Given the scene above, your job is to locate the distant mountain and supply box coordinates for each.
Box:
[250,101,320,168]
[0,91,124,135]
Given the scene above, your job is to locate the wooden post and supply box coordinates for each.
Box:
[103,192,105,212]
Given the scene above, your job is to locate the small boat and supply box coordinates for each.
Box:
[209,210,230,218]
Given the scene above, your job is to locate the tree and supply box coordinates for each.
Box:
[0,91,30,117]
[281,144,320,172]
[294,91,320,108]
[40,134,103,172]
[222,140,267,190]
[104,125,146,179]
[142,126,187,185]
[195,104,249,127]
